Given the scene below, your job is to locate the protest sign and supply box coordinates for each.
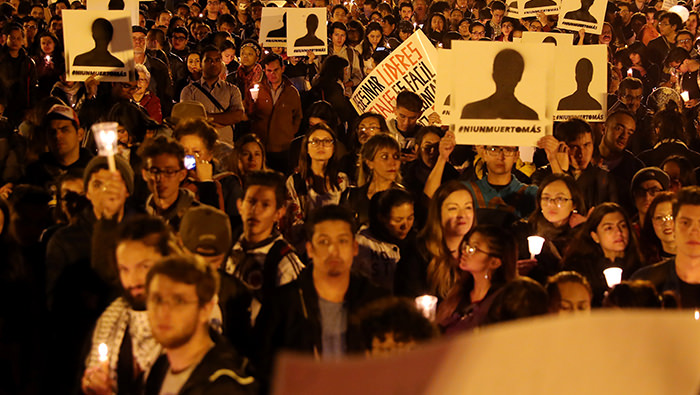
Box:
[260,7,288,48]
[63,10,134,82]
[552,44,607,122]
[286,8,328,56]
[521,31,574,45]
[87,0,139,26]
[451,41,553,146]
[435,48,454,123]
[518,0,560,16]
[507,0,521,18]
[351,30,438,125]
[558,0,606,34]
[274,311,700,395]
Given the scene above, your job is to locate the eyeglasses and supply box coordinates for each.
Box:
[172,35,187,41]
[541,196,572,207]
[359,126,380,133]
[634,186,662,198]
[308,138,334,147]
[461,243,496,257]
[484,146,518,157]
[678,38,693,44]
[652,214,674,223]
[146,167,182,177]
[147,295,199,309]
[623,94,643,101]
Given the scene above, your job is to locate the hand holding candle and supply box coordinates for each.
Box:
[682,91,690,102]
[93,122,119,172]
[527,236,545,260]
[603,267,622,288]
[415,295,438,321]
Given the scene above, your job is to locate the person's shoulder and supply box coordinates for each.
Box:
[189,337,257,394]
[630,257,674,282]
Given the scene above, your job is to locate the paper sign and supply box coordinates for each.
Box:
[507,0,521,18]
[552,44,607,122]
[87,0,140,26]
[435,48,453,124]
[557,0,607,34]
[286,8,328,56]
[521,31,575,45]
[63,10,134,82]
[518,0,560,16]
[260,8,288,48]
[273,311,700,395]
[351,30,438,125]
[452,41,553,146]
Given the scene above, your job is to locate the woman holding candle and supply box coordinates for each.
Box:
[625,42,659,97]
[562,203,645,306]
[235,40,263,109]
[436,224,518,333]
[32,31,63,97]
[512,174,587,284]
[639,192,676,264]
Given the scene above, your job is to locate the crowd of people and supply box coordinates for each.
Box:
[2,0,700,393]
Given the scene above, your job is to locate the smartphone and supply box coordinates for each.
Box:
[184,155,196,170]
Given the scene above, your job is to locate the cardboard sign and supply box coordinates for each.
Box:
[435,48,453,123]
[87,0,140,27]
[63,10,134,82]
[451,41,553,146]
[557,0,607,34]
[552,44,607,122]
[518,0,560,16]
[521,31,575,45]
[507,0,521,18]
[260,8,288,48]
[273,311,700,395]
[351,30,438,125]
[286,8,328,56]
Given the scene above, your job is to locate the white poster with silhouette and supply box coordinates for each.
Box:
[351,30,438,125]
[507,0,521,18]
[63,10,134,82]
[286,8,328,55]
[452,41,553,146]
[518,0,560,16]
[557,0,606,34]
[260,7,288,48]
[87,0,140,26]
[521,31,574,45]
[552,44,607,121]
[435,48,454,124]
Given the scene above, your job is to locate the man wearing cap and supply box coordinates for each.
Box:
[632,186,700,308]
[23,104,93,192]
[630,167,670,227]
[133,25,173,116]
[180,45,246,144]
[81,216,177,395]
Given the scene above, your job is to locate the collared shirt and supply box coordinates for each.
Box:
[269,81,284,104]
[180,78,244,142]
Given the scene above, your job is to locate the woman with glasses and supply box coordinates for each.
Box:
[639,192,676,264]
[436,224,518,333]
[562,203,645,306]
[284,124,349,247]
[341,133,402,227]
[512,174,587,284]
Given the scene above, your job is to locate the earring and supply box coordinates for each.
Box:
[484,272,489,280]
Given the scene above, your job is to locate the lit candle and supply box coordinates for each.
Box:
[682,91,690,102]
[415,295,438,321]
[603,267,623,288]
[627,68,633,77]
[694,310,699,320]
[438,42,443,48]
[93,122,119,172]
[250,84,260,102]
[527,235,545,260]
[98,343,108,363]
[44,54,51,63]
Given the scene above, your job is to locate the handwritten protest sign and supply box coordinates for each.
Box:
[451,41,553,146]
[286,8,328,56]
[552,44,607,122]
[260,8,288,48]
[521,31,574,45]
[274,311,700,395]
[63,10,134,82]
[87,0,140,27]
[351,30,437,125]
[558,0,607,34]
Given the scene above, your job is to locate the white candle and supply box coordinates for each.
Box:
[98,343,108,362]
[694,310,699,320]
[603,267,623,288]
[527,235,545,260]
[682,91,690,102]
[93,122,119,172]
[627,68,633,77]
[250,84,260,102]
[415,295,438,321]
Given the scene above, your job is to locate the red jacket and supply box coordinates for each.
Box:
[250,76,302,153]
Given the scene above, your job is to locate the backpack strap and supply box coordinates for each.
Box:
[192,82,226,112]
[469,180,487,208]
[262,239,293,305]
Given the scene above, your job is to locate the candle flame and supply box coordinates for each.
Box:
[98,343,108,362]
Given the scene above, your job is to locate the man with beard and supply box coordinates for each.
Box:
[81,216,178,395]
[144,255,256,394]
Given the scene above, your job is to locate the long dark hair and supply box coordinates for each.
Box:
[298,123,341,193]
[563,203,643,274]
[360,21,385,61]
[640,191,675,261]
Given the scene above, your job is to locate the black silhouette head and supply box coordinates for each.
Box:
[492,48,525,90]
[92,18,114,44]
[306,14,319,33]
[575,58,594,87]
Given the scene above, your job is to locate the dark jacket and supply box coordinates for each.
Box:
[637,140,700,168]
[0,46,37,126]
[254,268,388,383]
[249,76,302,153]
[531,163,617,211]
[145,334,256,395]
[22,148,93,191]
[631,258,700,308]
